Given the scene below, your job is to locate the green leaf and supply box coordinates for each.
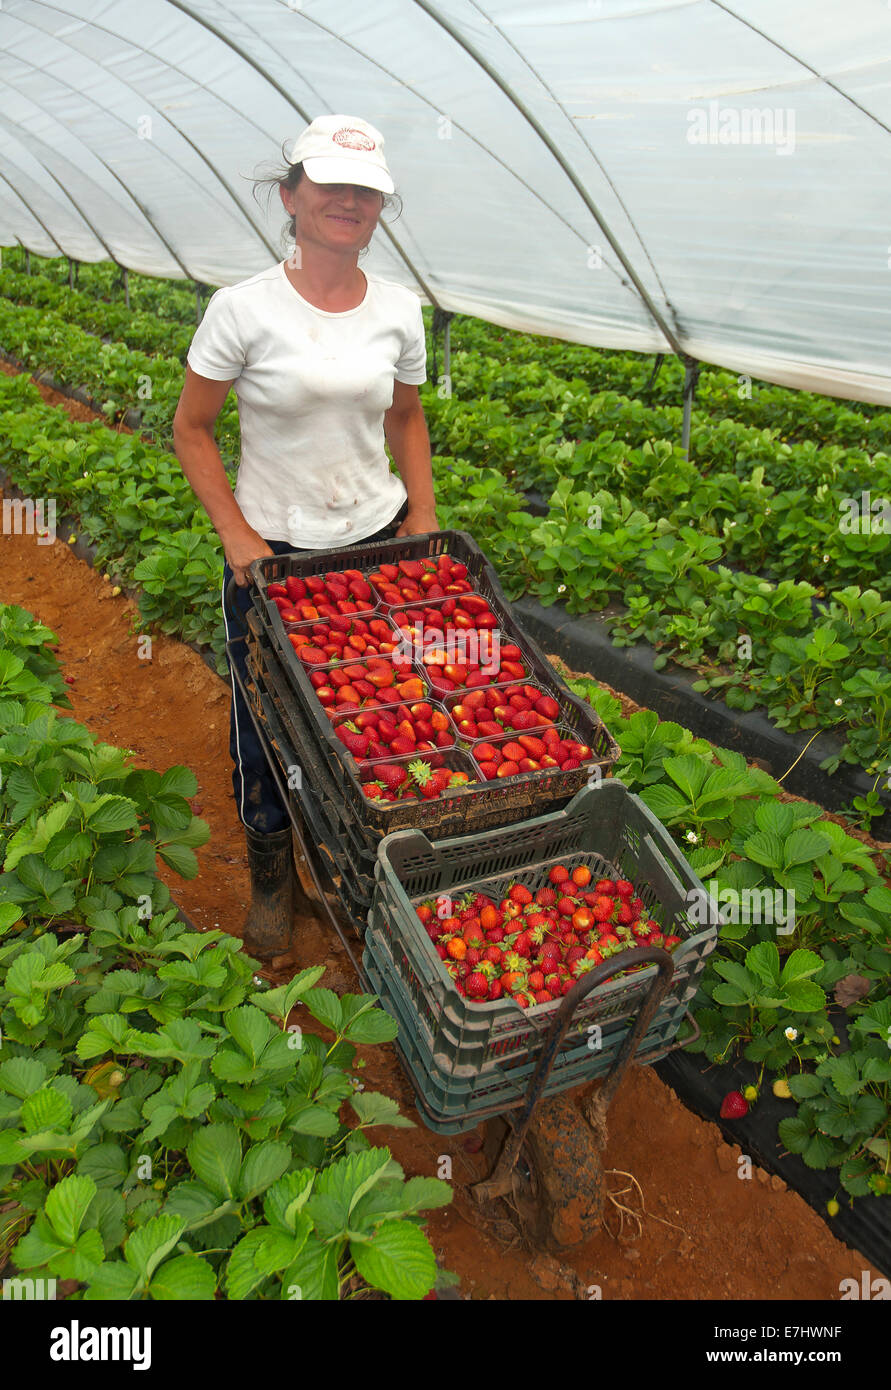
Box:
[746,940,780,985]
[225,1004,273,1064]
[186,1123,242,1201]
[124,1213,187,1284]
[263,1169,316,1233]
[0,1056,47,1098]
[786,1072,825,1100]
[45,1174,97,1246]
[21,1088,71,1135]
[341,1007,399,1046]
[83,794,140,834]
[281,1233,340,1301]
[226,1226,308,1301]
[83,1260,140,1300]
[783,828,832,867]
[821,1053,863,1098]
[349,1091,414,1130]
[779,948,824,985]
[742,830,784,870]
[782,980,826,1012]
[148,1253,217,1300]
[350,1219,436,1300]
[302,988,343,1033]
[237,1140,291,1203]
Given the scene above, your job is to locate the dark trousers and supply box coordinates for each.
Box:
[221,500,409,833]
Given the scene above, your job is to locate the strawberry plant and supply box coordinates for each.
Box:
[0,608,453,1299]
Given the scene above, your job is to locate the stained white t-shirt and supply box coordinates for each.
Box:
[186,261,427,546]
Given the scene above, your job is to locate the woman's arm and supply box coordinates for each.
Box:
[173,365,274,586]
[384,381,438,535]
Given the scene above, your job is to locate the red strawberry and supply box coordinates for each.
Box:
[465,972,490,999]
[594,879,616,895]
[557,896,578,918]
[719,1091,748,1119]
[487,980,503,1000]
[548,865,570,885]
[528,970,545,991]
[616,880,634,898]
[375,764,408,789]
[535,886,557,906]
[508,883,533,905]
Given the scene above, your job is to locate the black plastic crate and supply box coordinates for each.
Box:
[369,780,717,1074]
[243,533,620,838]
[247,615,624,860]
[240,659,376,931]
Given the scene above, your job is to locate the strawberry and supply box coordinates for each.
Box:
[719,1091,749,1119]
[534,990,553,1005]
[557,895,578,918]
[508,883,533,905]
[548,865,569,885]
[535,885,557,907]
[484,945,503,967]
[335,722,370,756]
[375,764,407,790]
[571,865,592,887]
[480,904,501,931]
[528,970,545,991]
[616,880,634,898]
[594,879,616,895]
[487,980,503,1000]
[465,972,490,999]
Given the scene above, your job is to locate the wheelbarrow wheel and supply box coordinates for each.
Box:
[484,1093,605,1253]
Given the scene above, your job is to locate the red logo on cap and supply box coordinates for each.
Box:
[333,127,375,151]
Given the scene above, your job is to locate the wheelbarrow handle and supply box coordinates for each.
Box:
[474,947,676,1203]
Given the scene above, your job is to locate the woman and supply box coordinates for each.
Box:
[173,114,437,960]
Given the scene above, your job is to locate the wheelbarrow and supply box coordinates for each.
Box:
[226,628,705,1253]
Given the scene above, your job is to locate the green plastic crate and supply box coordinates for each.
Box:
[369,781,718,1076]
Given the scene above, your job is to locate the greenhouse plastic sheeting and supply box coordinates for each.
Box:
[0,0,889,403]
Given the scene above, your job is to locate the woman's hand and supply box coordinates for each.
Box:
[223,524,275,587]
[396,505,439,537]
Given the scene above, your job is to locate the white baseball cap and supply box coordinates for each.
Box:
[289,115,394,195]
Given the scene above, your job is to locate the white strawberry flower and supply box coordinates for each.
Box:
[784,1027,798,1042]
[557,584,566,594]
[834,698,843,706]
[685,830,699,844]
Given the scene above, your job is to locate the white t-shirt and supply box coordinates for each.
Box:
[186,262,427,546]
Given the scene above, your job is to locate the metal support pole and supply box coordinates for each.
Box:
[682,357,700,457]
[195,282,202,324]
[68,257,74,290]
[123,267,129,309]
[25,249,30,275]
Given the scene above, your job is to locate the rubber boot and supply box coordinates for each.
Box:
[241,824,295,960]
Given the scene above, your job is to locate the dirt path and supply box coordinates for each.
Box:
[1,501,883,1301]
